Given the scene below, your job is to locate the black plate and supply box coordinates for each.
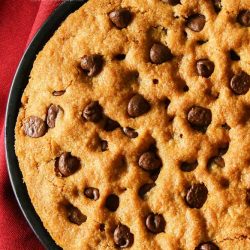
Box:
[4,1,86,249]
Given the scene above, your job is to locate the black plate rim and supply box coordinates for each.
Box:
[4,1,86,249]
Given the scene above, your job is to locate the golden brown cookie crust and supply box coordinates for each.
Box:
[15,0,250,249]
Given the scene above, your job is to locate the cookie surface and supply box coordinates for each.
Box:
[15,0,250,249]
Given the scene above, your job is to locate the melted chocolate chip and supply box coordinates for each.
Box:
[56,152,80,177]
[196,242,219,250]
[139,151,162,171]
[161,0,180,6]
[138,183,155,198]
[185,183,208,209]
[145,213,165,234]
[109,8,132,29]
[246,189,250,205]
[196,59,214,78]
[123,127,138,138]
[80,54,103,77]
[127,94,150,118]
[187,106,212,130]
[186,14,206,32]
[100,140,108,151]
[237,10,250,27]
[213,0,222,13]
[180,161,198,172]
[23,116,47,138]
[84,187,100,200]
[150,43,173,64]
[46,104,59,128]
[83,101,103,123]
[229,50,240,61]
[230,72,250,95]
[67,205,87,225]
[103,117,120,131]
[52,90,65,96]
[105,194,119,212]
[114,224,134,248]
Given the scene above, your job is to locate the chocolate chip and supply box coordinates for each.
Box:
[138,183,155,198]
[80,54,103,77]
[109,8,132,29]
[186,14,206,32]
[208,156,225,168]
[196,59,215,78]
[230,72,250,95]
[196,242,219,250]
[185,183,208,209]
[145,213,165,234]
[52,90,65,96]
[213,0,222,13]
[105,194,119,212]
[103,117,120,131]
[100,140,108,151]
[127,94,150,118]
[246,189,250,205]
[56,152,80,177]
[218,144,229,155]
[161,0,180,6]
[150,43,173,64]
[114,224,134,248]
[83,101,103,123]
[99,223,105,232]
[237,10,250,27]
[23,116,47,138]
[229,50,240,61]
[222,123,231,130]
[67,205,87,225]
[123,127,138,138]
[197,40,208,45]
[46,104,59,128]
[113,54,126,60]
[220,177,229,188]
[187,106,212,129]
[139,152,162,171]
[84,187,100,200]
[180,161,198,172]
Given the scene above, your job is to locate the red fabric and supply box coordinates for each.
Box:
[0,1,61,249]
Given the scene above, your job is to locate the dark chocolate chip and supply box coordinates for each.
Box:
[153,79,159,84]
[105,194,119,212]
[237,10,250,27]
[187,106,212,129]
[150,169,160,181]
[127,94,150,118]
[101,140,108,151]
[114,224,134,248]
[84,187,100,200]
[246,189,250,205]
[229,50,240,61]
[99,223,105,232]
[46,104,59,128]
[220,177,229,188]
[67,205,87,225]
[113,54,126,60]
[150,43,173,64]
[222,123,231,130]
[23,116,47,138]
[186,14,206,32]
[185,183,208,209]
[139,152,162,171]
[218,144,229,155]
[145,213,166,234]
[52,90,65,96]
[109,8,132,29]
[103,117,120,131]
[83,101,103,123]
[213,0,222,13]
[180,161,198,172]
[197,40,208,45]
[196,59,214,78]
[80,54,103,77]
[196,241,219,250]
[161,0,180,6]
[230,72,250,95]
[138,183,155,198]
[56,152,80,177]
[123,127,138,138]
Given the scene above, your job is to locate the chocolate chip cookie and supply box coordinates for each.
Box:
[15,0,250,249]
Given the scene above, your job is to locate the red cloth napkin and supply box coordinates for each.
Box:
[0,1,61,249]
